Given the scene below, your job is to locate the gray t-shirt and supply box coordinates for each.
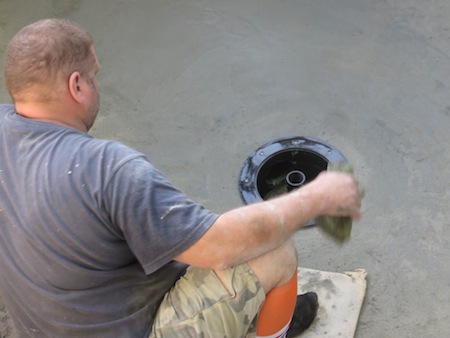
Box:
[0,104,219,337]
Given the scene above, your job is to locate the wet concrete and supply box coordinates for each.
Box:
[1,0,450,337]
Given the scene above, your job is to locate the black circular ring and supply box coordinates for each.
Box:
[238,136,348,226]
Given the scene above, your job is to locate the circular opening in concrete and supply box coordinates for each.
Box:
[238,136,348,226]
[257,150,327,200]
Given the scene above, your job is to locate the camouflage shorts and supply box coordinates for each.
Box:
[149,263,266,338]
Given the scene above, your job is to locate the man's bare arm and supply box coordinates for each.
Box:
[175,171,362,270]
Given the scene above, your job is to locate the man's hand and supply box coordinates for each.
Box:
[307,171,362,221]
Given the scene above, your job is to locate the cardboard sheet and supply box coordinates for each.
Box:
[296,267,367,337]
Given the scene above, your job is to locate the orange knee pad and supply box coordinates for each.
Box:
[256,269,298,337]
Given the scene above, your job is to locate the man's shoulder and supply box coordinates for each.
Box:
[72,136,150,175]
[0,103,14,116]
[84,137,146,161]
[0,103,14,110]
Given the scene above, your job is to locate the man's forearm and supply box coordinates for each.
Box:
[176,183,323,270]
[175,171,361,270]
[213,184,323,268]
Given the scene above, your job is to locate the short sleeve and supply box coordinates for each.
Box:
[103,157,219,274]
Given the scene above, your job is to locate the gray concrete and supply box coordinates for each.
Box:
[1,0,450,337]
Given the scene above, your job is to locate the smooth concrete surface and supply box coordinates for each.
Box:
[1,1,449,337]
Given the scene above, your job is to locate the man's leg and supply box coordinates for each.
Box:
[250,239,298,337]
[150,239,317,338]
[150,263,265,338]
[216,239,318,338]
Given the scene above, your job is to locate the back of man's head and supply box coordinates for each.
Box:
[4,18,94,103]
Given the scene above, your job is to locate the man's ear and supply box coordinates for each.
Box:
[68,71,84,103]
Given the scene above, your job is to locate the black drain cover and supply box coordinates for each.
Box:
[238,136,348,226]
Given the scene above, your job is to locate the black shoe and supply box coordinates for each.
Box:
[286,292,319,337]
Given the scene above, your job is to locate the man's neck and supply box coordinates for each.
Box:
[15,101,88,133]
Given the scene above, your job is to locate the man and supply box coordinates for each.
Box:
[0,19,362,337]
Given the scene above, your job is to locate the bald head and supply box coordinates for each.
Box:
[5,19,95,103]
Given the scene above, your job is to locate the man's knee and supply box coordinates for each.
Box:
[274,239,298,283]
[248,239,298,293]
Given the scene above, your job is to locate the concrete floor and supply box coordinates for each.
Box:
[1,0,450,337]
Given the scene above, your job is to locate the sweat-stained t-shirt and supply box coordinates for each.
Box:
[0,104,219,337]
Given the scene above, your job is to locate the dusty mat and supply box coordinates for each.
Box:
[296,267,367,338]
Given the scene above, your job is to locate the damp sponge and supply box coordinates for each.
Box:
[315,163,364,243]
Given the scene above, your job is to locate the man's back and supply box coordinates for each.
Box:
[0,104,207,337]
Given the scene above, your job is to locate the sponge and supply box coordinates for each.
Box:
[315,163,364,243]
